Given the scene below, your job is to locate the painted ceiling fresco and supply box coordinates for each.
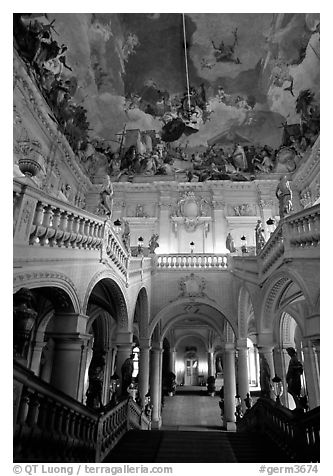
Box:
[14,13,320,182]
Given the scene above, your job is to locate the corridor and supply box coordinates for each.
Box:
[161,385,222,431]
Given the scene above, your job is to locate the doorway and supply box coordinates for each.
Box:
[184,357,199,385]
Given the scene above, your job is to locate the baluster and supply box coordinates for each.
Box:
[55,405,65,435]
[29,202,45,245]
[57,211,69,247]
[69,411,77,439]
[63,213,73,248]
[39,204,53,246]
[49,208,61,247]
[80,219,89,249]
[48,400,57,432]
[36,397,49,430]
[26,392,40,426]
[79,218,88,248]
[62,408,71,437]
[77,218,86,248]
[17,390,31,425]
[88,222,95,248]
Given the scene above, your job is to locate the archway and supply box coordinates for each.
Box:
[84,277,129,408]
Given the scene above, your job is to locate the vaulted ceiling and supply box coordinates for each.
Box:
[24,13,320,151]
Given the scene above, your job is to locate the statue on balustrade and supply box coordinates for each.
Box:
[255,220,266,254]
[121,354,134,396]
[98,175,114,217]
[122,221,131,252]
[226,232,236,253]
[276,175,293,218]
[286,347,304,411]
[148,234,159,254]
[86,351,106,410]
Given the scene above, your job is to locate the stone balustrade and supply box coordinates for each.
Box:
[156,253,228,269]
[13,178,128,276]
[14,361,150,463]
[237,398,319,462]
[284,204,320,249]
[258,204,320,280]
[259,227,285,276]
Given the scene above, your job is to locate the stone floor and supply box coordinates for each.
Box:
[161,385,223,431]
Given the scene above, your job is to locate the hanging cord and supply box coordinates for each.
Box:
[182,13,191,113]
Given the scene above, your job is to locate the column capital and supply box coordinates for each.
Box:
[151,343,163,353]
[140,338,151,350]
[257,333,275,348]
[48,332,91,348]
[53,313,90,334]
[115,331,133,345]
[257,344,275,353]
[236,339,248,350]
[224,343,235,352]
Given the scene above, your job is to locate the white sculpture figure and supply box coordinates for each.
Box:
[99,174,113,217]
[276,175,293,218]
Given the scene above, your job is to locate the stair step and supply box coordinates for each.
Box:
[104,430,291,463]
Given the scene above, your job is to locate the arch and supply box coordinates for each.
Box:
[133,286,149,338]
[149,297,236,339]
[237,286,255,340]
[13,270,81,314]
[86,305,117,350]
[174,332,209,351]
[259,266,313,334]
[161,313,227,343]
[83,270,129,330]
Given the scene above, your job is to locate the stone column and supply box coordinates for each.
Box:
[212,196,228,253]
[150,344,163,429]
[138,338,151,406]
[302,340,320,409]
[115,332,133,396]
[207,350,214,377]
[169,347,176,374]
[223,343,237,430]
[312,339,320,373]
[237,340,250,412]
[49,333,90,400]
[102,346,113,405]
[48,313,90,400]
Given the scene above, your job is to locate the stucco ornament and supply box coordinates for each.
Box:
[178,273,206,298]
[172,191,211,232]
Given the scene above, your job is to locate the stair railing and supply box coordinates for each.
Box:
[14,361,150,462]
[237,398,319,462]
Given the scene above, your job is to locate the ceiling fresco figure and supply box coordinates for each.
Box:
[13,12,320,183]
[211,28,241,64]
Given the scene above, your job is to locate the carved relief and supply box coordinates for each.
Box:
[300,189,312,209]
[232,203,255,216]
[178,273,206,298]
[171,191,211,232]
[259,198,275,209]
[17,199,35,241]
